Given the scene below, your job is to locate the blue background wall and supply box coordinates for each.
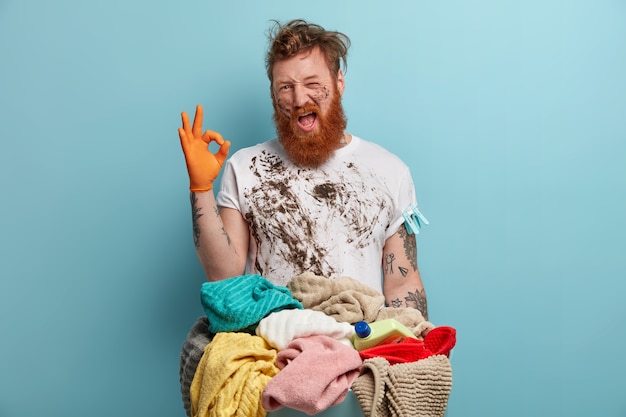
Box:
[1,1,625,416]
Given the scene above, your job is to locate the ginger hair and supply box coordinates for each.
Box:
[265,19,350,84]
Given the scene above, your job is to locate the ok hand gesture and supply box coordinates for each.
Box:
[178,105,231,192]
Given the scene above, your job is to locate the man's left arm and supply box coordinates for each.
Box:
[382,225,429,320]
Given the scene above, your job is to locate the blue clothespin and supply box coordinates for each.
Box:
[403,210,420,235]
[410,204,429,228]
[402,204,430,235]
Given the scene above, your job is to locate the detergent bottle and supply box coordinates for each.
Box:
[351,318,418,351]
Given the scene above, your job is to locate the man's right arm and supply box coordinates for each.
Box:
[178,104,248,281]
[189,190,249,281]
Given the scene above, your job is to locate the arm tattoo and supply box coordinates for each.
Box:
[385,252,409,277]
[215,206,232,246]
[405,288,428,320]
[190,192,203,248]
[398,226,418,271]
[390,298,403,308]
[384,253,396,274]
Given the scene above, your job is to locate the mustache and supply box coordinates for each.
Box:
[290,104,320,122]
[294,104,319,116]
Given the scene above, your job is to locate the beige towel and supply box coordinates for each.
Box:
[288,272,385,323]
[375,307,434,339]
[287,272,434,337]
[352,356,453,417]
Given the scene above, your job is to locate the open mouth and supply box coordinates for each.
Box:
[296,111,318,132]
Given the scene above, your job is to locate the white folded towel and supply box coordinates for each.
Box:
[256,308,355,350]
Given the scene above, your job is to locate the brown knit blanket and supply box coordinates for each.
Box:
[352,356,453,417]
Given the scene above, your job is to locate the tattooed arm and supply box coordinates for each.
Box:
[178,105,248,280]
[190,191,249,281]
[382,225,429,320]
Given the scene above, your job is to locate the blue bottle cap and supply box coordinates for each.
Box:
[355,321,371,338]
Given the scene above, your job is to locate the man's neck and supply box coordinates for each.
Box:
[340,132,352,147]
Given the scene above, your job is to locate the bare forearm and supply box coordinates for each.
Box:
[383,226,429,320]
[385,279,429,321]
[190,191,246,280]
[384,256,429,320]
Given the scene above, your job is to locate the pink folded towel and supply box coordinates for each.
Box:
[262,335,363,415]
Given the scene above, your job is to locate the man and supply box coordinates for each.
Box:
[178,19,428,319]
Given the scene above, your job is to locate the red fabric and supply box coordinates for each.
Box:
[358,326,456,365]
[358,337,431,365]
[424,326,456,357]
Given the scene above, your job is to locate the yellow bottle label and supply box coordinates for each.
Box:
[352,319,417,351]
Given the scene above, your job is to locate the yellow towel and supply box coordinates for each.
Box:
[190,332,279,417]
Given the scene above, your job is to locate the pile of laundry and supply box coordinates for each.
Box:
[180,272,455,417]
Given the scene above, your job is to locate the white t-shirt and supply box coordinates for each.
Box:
[216,135,417,293]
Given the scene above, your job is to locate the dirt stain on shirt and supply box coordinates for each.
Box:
[244,150,390,280]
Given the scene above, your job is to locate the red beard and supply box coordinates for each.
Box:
[273,91,348,168]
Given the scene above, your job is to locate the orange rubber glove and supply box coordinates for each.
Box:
[178,105,231,192]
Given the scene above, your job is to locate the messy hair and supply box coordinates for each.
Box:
[265,19,350,84]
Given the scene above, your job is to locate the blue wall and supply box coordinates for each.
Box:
[1,1,625,416]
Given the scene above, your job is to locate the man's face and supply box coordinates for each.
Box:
[271,46,347,167]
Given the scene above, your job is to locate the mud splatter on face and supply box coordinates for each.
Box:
[273,83,331,119]
[313,85,331,102]
[274,97,291,119]
[243,152,392,283]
